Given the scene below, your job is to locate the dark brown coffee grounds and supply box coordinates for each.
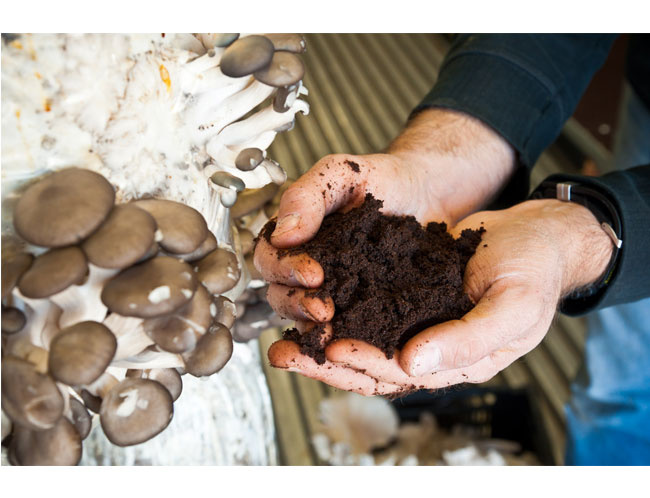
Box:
[261,194,484,364]
[345,160,361,173]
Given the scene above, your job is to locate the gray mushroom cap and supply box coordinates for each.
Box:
[10,416,82,465]
[48,321,117,386]
[2,306,26,335]
[142,284,212,353]
[82,204,157,269]
[17,246,88,299]
[220,35,275,78]
[265,33,306,53]
[254,51,305,87]
[67,397,91,439]
[212,295,236,329]
[99,378,173,447]
[235,147,264,171]
[199,33,239,48]
[238,228,255,255]
[233,300,276,343]
[127,368,183,402]
[182,323,233,377]
[210,171,245,192]
[245,253,263,280]
[173,231,217,263]
[2,252,33,300]
[101,256,198,318]
[80,389,102,414]
[273,83,300,113]
[1,356,64,431]
[13,167,115,248]
[194,248,241,295]
[133,199,209,254]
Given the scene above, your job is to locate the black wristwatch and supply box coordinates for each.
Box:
[529,180,623,299]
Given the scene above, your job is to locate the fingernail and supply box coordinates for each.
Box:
[411,346,442,376]
[292,269,310,287]
[299,299,319,322]
[273,214,301,237]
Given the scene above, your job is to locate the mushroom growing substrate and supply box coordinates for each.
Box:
[1,33,306,465]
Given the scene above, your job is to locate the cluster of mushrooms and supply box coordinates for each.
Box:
[1,33,309,465]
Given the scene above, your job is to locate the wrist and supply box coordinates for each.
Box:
[388,108,516,223]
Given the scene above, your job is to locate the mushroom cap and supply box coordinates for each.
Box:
[235,147,264,171]
[13,167,115,248]
[1,356,64,431]
[82,204,157,269]
[48,321,117,386]
[233,301,274,343]
[101,256,198,318]
[220,35,275,78]
[194,248,241,295]
[17,246,88,299]
[210,171,245,192]
[231,183,279,219]
[182,323,233,377]
[238,228,255,255]
[199,33,239,48]
[1,252,33,299]
[265,33,306,53]
[143,284,212,353]
[245,253,263,280]
[1,306,27,335]
[67,397,92,439]
[173,231,217,263]
[254,51,305,87]
[99,378,173,447]
[212,295,236,329]
[125,368,182,401]
[133,199,208,254]
[273,83,300,113]
[80,389,102,414]
[10,417,82,465]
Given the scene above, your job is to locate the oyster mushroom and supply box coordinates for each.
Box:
[99,378,173,446]
[48,321,117,386]
[235,147,265,171]
[142,284,212,353]
[219,35,275,78]
[231,183,280,219]
[1,306,26,334]
[1,356,64,431]
[2,252,33,300]
[181,323,233,377]
[212,295,237,329]
[172,232,218,262]
[126,368,183,402]
[66,397,92,439]
[265,34,307,53]
[13,168,115,248]
[197,33,239,50]
[10,417,82,465]
[101,256,198,318]
[81,204,157,269]
[194,248,241,295]
[254,51,305,88]
[133,199,208,255]
[17,247,88,299]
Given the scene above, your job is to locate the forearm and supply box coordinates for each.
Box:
[387,108,516,224]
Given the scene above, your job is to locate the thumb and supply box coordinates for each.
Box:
[270,154,366,248]
[399,280,540,376]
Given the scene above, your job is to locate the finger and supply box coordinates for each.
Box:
[253,236,323,288]
[327,338,517,388]
[266,284,334,322]
[400,279,545,376]
[268,340,402,396]
[271,155,367,248]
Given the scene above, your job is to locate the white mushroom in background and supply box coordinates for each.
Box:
[1,33,308,465]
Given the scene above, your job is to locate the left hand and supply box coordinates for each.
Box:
[268,199,614,395]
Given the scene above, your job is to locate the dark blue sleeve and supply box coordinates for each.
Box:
[415,34,617,168]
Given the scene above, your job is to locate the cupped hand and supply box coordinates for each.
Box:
[267,199,614,396]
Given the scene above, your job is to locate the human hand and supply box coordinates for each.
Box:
[267,199,614,395]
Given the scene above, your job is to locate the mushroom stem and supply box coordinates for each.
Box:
[111,349,184,370]
[83,372,119,399]
[193,80,275,143]
[185,49,225,74]
[1,410,11,441]
[50,265,117,329]
[11,290,60,349]
[103,313,154,361]
[5,335,49,373]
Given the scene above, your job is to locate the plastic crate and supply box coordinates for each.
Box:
[391,386,555,465]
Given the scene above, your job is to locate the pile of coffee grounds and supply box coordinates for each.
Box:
[261,194,484,364]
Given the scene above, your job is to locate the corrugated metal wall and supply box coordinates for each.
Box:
[263,34,587,465]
